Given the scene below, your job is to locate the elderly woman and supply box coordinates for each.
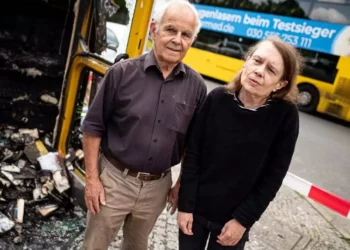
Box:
[177,36,303,250]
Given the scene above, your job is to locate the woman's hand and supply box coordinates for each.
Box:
[217,219,246,246]
[167,181,180,215]
[177,212,194,235]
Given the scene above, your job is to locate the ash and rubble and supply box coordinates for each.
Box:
[0,125,86,249]
[0,0,74,132]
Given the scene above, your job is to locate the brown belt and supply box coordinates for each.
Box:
[104,154,170,181]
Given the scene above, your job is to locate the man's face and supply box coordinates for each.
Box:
[150,6,197,65]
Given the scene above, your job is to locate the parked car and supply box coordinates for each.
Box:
[100,22,128,62]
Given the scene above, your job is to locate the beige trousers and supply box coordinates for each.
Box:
[81,155,172,250]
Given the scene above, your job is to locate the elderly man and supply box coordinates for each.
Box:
[80,1,207,249]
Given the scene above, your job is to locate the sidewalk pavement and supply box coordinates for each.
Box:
[69,165,350,250]
[308,200,350,240]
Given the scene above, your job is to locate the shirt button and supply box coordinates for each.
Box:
[161,100,164,103]
[158,119,161,123]
[153,138,158,142]
[148,157,153,161]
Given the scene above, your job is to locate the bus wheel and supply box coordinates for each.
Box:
[297,84,319,113]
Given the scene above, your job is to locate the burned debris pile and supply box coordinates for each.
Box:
[0,0,74,132]
[0,125,85,249]
[0,0,87,247]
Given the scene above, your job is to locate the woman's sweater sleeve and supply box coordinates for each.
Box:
[232,104,300,228]
[178,88,217,213]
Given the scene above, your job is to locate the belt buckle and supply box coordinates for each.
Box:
[136,172,153,181]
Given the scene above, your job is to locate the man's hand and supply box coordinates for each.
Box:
[217,219,246,246]
[167,181,180,215]
[85,178,106,214]
[177,212,194,235]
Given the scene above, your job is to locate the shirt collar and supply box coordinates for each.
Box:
[233,91,271,111]
[143,50,186,76]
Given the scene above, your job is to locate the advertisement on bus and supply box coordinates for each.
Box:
[195,4,350,57]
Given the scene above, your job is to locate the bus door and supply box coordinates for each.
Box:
[56,0,154,210]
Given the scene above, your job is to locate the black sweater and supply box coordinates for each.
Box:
[178,87,299,228]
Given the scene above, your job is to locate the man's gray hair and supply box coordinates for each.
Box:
[153,0,201,37]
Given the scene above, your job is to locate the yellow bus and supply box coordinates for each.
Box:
[183,0,350,122]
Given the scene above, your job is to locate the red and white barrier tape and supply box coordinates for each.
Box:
[88,71,93,83]
[283,172,350,219]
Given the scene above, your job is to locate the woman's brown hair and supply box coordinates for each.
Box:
[226,36,304,103]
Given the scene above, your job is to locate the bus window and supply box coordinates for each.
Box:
[309,2,350,25]
[192,0,235,8]
[99,0,137,63]
[301,50,339,83]
[219,40,246,59]
[269,0,311,18]
[231,0,311,18]
[193,30,255,60]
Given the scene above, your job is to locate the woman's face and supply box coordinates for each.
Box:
[241,41,287,98]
